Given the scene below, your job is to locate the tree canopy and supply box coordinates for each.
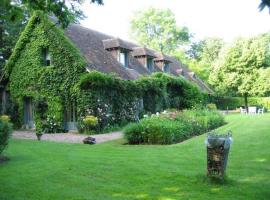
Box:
[130,7,191,54]
[183,37,224,82]
[209,34,270,108]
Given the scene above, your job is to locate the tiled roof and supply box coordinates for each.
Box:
[64,24,213,93]
[132,47,156,58]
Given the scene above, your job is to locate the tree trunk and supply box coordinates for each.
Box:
[244,94,248,113]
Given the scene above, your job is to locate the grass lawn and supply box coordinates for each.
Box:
[0,114,270,200]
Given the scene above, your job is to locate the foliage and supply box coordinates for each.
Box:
[209,35,270,108]
[0,115,10,122]
[124,116,191,145]
[0,117,12,155]
[2,0,103,28]
[176,109,225,135]
[137,72,203,113]
[78,71,204,132]
[4,11,87,133]
[177,37,224,82]
[0,0,28,75]
[78,71,141,131]
[212,96,270,110]
[4,12,204,133]
[206,103,217,110]
[83,115,98,127]
[81,115,98,134]
[42,115,63,133]
[124,109,225,145]
[130,7,190,54]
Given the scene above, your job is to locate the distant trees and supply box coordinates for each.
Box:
[183,37,224,82]
[209,34,270,109]
[130,7,191,54]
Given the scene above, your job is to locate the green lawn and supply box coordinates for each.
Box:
[0,114,270,200]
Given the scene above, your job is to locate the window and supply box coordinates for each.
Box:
[163,62,169,73]
[42,48,51,66]
[119,50,129,67]
[147,57,153,72]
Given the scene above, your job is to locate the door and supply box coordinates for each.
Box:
[64,102,77,131]
[23,97,35,129]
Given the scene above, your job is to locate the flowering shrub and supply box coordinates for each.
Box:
[124,109,225,145]
[43,115,62,133]
[78,71,203,132]
[0,115,10,123]
[82,115,98,134]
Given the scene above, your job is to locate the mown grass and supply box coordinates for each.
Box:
[0,114,269,200]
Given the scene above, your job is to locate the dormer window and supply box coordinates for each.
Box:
[42,48,51,66]
[163,62,170,73]
[119,50,129,67]
[147,57,153,72]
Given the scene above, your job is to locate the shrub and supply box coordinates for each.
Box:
[211,96,270,110]
[206,103,217,110]
[43,115,63,133]
[83,115,98,134]
[124,109,225,145]
[0,117,13,155]
[0,115,10,123]
[176,109,225,135]
[124,116,191,145]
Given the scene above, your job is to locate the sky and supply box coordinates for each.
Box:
[80,0,270,43]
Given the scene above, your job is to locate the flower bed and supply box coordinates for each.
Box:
[124,109,225,145]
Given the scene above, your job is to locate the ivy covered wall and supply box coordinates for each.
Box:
[4,11,205,133]
[4,11,87,132]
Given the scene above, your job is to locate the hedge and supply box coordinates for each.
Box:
[212,96,270,110]
[78,71,204,132]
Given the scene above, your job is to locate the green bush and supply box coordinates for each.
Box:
[78,71,204,132]
[212,96,270,110]
[124,116,191,144]
[206,103,217,110]
[124,109,225,145]
[0,118,13,155]
[177,109,225,134]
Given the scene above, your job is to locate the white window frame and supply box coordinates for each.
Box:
[119,50,129,67]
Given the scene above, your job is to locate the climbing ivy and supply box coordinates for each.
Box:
[4,11,87,132]
[4,11,204,133]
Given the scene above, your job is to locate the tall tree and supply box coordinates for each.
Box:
[209,35,270,111]
[130,7,191,54]
[181,37,224,82]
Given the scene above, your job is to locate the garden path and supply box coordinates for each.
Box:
[12,130,123,144]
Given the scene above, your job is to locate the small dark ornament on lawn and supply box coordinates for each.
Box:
[83,137,96,144]
[205,131,232,178]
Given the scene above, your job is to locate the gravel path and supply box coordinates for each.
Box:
[12,130,123,144]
